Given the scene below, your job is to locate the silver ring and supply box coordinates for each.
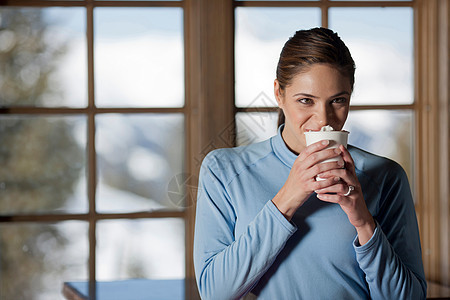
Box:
[344,185,355,196]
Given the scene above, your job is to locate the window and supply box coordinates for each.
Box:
[0,2,186,299]
[233,0,449,294]
[235,1,415,187]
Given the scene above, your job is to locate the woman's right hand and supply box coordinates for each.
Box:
[272,140,344,221]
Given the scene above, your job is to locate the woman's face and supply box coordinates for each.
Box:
[274,63,352,154]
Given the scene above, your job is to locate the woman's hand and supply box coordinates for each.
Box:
[272,140,345,221]
[314,144,376,245]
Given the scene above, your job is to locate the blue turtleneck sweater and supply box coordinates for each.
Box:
[193,126,426,299]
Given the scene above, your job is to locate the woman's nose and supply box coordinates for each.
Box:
[315,105,333,125]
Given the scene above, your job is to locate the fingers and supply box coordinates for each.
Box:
[315,181,359,206]
[301,147,343,170]
[289,142,351,201]
[293,142,347,189]
[316,192,346,204]
[298,140,329,162]
[314,147,358,199]
[317,167,346,181]
[309,176,341,193]
[303,160,343,181]
[314,181,353,196]
[316,146,356,180]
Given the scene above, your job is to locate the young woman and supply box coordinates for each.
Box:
[194,27,426,300]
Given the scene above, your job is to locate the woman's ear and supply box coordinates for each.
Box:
[274,79,284,108]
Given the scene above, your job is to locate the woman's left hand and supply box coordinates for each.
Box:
[314,145,376,245]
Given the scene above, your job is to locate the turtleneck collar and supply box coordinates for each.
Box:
[271,124,298,168]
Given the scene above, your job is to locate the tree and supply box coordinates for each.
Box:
[0,8,83,299]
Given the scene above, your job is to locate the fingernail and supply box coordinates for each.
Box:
[337,160,344,167]
[334,148,341,154]
[334,176,340,182]
[322,140,329,145]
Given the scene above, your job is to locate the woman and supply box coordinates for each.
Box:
[193,27,426,299]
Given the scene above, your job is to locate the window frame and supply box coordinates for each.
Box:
[0,0,189,298]
[230,0,449,294]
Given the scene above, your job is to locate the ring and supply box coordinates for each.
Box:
[343,185,355,196]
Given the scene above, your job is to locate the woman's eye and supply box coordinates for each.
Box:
[332,97,347,104]
[298,98,313,104]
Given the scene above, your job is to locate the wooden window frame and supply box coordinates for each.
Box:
[190,0,450,297]
[0,1,191,298]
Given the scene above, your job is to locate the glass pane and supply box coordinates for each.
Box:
[0,115,88,214]
[329,8,413,105]
[94,8,184,108]
[343,110,414,186]
[0,221,88,300]
[0,8,87,107]
[96,114,185,212]
[235,8,321,108]
[236,112,278,146]
[97,218,185,280]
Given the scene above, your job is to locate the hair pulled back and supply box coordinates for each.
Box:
[276,27,355,126]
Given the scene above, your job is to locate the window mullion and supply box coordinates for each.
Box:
[184,0,235,299]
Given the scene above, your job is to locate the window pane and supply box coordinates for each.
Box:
[329,8,413,105]
[0,115,87,214]
[344,110,414,187]
[96,114,185,212]
[0,8,87,107]
[235,8,320,108]
[94,8,184,108]
[97,218,185,280]
[0,221,88,300]
[236,112,278,146]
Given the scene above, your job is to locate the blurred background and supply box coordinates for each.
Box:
[0,1,448,299]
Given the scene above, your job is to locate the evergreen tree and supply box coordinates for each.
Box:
[0,8,83,299]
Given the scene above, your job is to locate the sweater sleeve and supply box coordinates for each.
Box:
[193,153,297,300]
[354,162,427,299]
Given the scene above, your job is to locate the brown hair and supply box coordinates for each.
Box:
[276,27,356,126]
